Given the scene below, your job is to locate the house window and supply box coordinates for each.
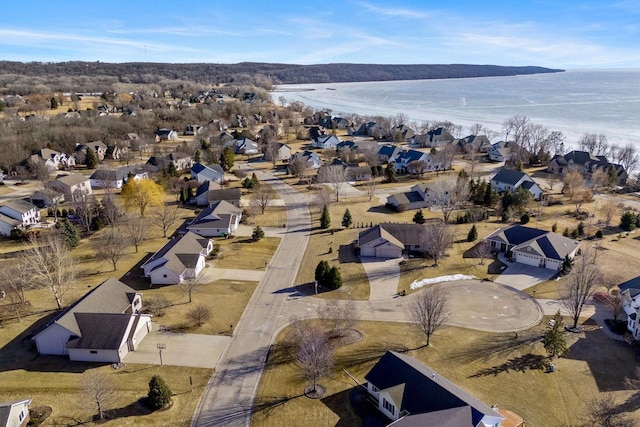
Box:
[383,398,395,416]
[163,274,167,278]
[371,385,378,393]
[90,350,98,354]
[18,410,24,422]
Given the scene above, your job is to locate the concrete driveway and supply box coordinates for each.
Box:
[125,328,230,369]
[493,259,557,290]
[200,266,265,282]
[361,257,401,301]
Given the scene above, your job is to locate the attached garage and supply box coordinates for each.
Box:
[376,246,402,259]
[514,252,542,267]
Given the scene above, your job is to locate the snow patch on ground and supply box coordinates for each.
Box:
[410,274,476,290]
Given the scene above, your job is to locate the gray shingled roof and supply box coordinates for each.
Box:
[66,313,132,350]
[188,200,241,230]
[1,199,37,214]
[142,231,210,275]
[55,173,88,187]
[491,168,527,186]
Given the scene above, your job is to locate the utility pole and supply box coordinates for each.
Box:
[157,343,166,366]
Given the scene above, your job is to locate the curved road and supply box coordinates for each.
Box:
[192,167,541,426]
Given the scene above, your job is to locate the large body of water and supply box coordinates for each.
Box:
[276,70,640,147]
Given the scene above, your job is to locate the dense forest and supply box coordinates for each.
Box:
[0,61,563,94]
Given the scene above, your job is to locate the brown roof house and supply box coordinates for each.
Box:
[358,223,431,259]
[32,278,151,363]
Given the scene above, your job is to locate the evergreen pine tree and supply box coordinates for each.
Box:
[413,209,426,224]
[251,173,260,189]
[50,97,58,109]
[147,375,172,410]
[85,147,98,169]
[326,266,343,290]
[542,311,568,359]
[315,260,330,286]
[56,218,80,248]
[220,146,235,171]
[577,221,584,236]
[341,209,352,228]
[467,224,478,242]
[166,161,178,177]
[194,149,201,163]
[320,205,331,229]
[252,225,265,242]
[385,162,397,183]
[484,182,494,206]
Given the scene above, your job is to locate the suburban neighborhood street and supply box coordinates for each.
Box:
[192,165,553,426]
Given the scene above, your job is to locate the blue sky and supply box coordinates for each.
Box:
[1,1,639,68]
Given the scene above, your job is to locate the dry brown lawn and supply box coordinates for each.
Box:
[213,236,281,271]
[253,318,640,427]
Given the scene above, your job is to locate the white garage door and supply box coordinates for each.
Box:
[376,247,401,259]
[515,253,540,267]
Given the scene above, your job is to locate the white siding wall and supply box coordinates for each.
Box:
[150,267,182,285]
[514,252,541,267]
[34,323,74,355]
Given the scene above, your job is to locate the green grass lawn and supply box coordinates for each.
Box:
[253,318,640,427]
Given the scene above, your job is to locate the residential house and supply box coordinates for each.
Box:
[154,128,179,141]
[146,153,193,173]
[190,163,225,183]
[377,145,402,164]
[0,214,21,237]
[547,150,627,185]
[30,148,76,171]
[311,134,341,150]
[458,134,491,154]
[359,223,432,259]
[365,351,504,426]
[232,137,259,155]
[618,277,640,340]
[186,200,242,237]
[485,225,580,270]
[28,189,64,209]
[488,141,513,162]
[75,141,108,162]
[413,127,454,148]
[289,151,323,172]
[351,121,380,137]
[124,132,140,142]
[32,278,151,363]
[90,165,148,189]
[141,231,213,285]
[184,125,204,136]
[48,173,92,202]
[348,166,373,182]
[264,143,291,162]
[0,398,32,427]
[491,169,543,200]
[392,149,446,174]
[106,141,131,160]
[386,184,435,211]
[391,124,415,142]
[331,117,349,129]
[191,181,220,206]
[195,186,241,208]
[0,200,40,229]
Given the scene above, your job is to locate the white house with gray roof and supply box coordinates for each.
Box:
[48,173,92,202]
[491,169,543,200]
[90,165,148,189]
[0,398,32,427]
[141,232,213,286]
[190,162,225,183]
[32,278,151,363]
[485,225,579,270]
[0,200,40,229]
[386,184,435,211]
[187,200,242,237]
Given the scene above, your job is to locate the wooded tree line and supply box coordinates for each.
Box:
[0,61,562,94]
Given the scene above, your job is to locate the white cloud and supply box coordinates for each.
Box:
[354,1,431,19]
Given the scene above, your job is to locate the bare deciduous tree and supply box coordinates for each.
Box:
[81,371,116,421]
[264,140,281,165]
[25,234,77,310]
[96,226,130,271]
[318,164,349,202]
[187,305,211,327]
[430,177,469,224]
[252,184,276,214]
[124,215,148,252]
[181,270,207,303]
[407,160,428,178]
[320,299,359,337]
[617,143,640,174]
[27,157,51,187]
[288,155,308,182]
[410,285,450,347]
[74,192,95,233]
[150,202,180,238]
[293,322,333,396]
[422,223,454,266]
[0,258,31,305]
[599,198,619,228]
[365,177,377,201]
[561,249,602,329]
[470,241,494,265]
[583,395,634,427]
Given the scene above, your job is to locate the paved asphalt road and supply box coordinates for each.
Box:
[193,168,312,427]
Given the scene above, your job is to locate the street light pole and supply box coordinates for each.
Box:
[157,343,166,366]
